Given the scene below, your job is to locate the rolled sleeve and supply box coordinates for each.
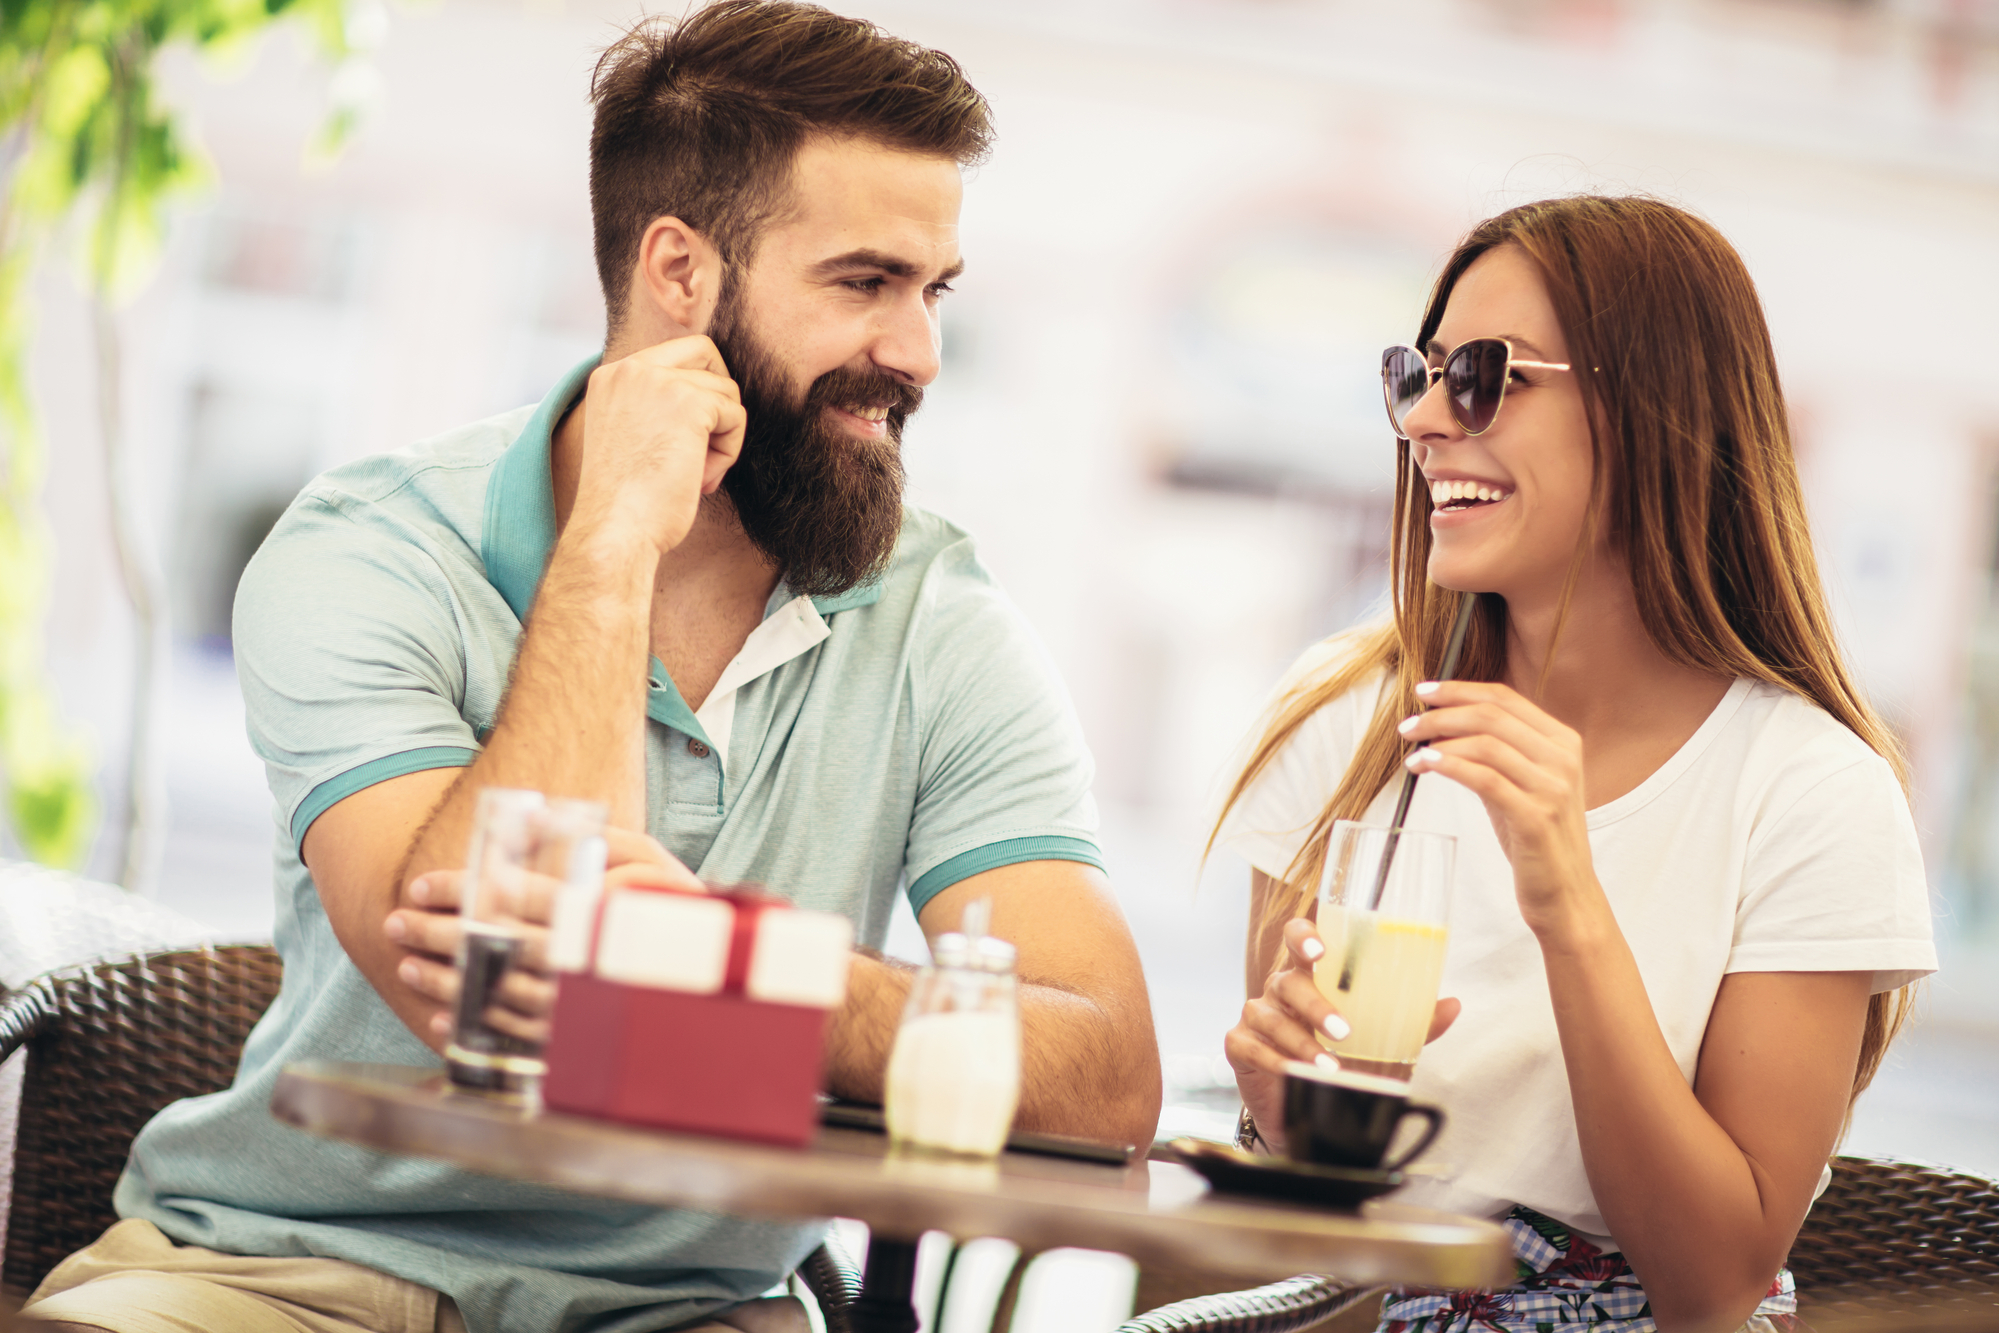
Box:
[235,492,484,849]
[901,540,1102,913]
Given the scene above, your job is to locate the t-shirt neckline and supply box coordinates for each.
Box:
[1583,676,1757,829]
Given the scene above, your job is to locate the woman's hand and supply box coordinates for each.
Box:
[383,826,700,1044]
[1399,680,1597,938]
[1224,919,1459,1151]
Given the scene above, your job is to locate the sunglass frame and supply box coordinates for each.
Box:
[1381,338,1572,439]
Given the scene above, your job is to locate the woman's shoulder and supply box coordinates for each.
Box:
[1714,679,1907,822]
[1728,679,1896,773]
[1267,623,1393,712]
[1213,625,1391,868]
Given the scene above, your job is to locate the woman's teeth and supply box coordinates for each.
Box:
[1429,479,1511,508]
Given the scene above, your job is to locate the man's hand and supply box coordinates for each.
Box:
[382,826,697,1051]
[569,336,747,556]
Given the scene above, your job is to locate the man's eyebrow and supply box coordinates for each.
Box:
[809,248,965,283]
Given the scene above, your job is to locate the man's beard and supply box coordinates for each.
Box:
[707,298,917,599]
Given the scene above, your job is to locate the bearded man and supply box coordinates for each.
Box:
[17,4,1160,1332]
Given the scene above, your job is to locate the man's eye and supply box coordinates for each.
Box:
[927,282,955,298]
[842,277,885,293]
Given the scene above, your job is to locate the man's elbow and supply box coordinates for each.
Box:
[1083,1022,1163,1148]
[1112,1069,1163,1149]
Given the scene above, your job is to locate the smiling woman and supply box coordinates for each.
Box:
[1213,196,1935,1333]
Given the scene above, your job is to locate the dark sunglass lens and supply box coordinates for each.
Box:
[1445,339,1510,434]
[1382,347,1430,436]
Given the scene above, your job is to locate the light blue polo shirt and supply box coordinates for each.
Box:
[115,358,1104,1333]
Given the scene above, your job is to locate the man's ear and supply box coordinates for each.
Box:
[631,216,723,338]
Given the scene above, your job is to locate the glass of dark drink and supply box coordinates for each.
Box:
[445,788,606,1097]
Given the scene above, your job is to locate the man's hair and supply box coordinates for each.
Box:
[589,0,994,332]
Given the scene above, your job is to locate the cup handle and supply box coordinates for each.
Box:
[1381,1104,1445,1173]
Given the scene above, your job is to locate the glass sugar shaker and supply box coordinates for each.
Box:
[884,932,1021,1157]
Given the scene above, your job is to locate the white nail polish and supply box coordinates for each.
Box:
[1315,1052,1341,1071]
[1323,1012,1351,1041]
[1405,750,1432,771]
[1414,681,1439,697]
[1397,716,1418,735]
[1299,936,1324,962]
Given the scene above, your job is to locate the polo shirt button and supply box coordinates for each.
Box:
[687,739,710,758]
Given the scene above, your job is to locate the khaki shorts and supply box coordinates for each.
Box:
[19,1219,806,1333]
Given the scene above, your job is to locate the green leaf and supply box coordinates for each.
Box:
[0,0,360,868]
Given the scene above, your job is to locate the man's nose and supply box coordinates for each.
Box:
[868,291,942,388]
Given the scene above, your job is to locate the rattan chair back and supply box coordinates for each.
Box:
[1785,1154,1999,1320]
[0,945,284,1298]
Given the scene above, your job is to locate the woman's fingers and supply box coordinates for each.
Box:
[1414,680,1568,741]
[1401,699,1573,773]
[1282,917,1328,968]
[1272,969,1351,1045]
[1408,732,1566,800]
[1405,745,1542,820]
[1428,996,1462,1044]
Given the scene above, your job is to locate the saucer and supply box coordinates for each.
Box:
[1164,1138,1405,1210]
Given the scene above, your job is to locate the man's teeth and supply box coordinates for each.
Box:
[1429,479,1511,507]
[845,405,890,423]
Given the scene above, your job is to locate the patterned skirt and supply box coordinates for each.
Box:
[1378,1205,1802,1332]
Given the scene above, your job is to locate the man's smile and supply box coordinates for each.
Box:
[828,403,892,437]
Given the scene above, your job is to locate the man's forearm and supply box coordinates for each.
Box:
[396,530,655,888]
[826,953,1162,1148]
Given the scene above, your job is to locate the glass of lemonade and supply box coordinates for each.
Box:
[1313,820,1455,1081]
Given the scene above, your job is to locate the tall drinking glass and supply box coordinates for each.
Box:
[1312,820,1455,1081]
[446,789,607,1096]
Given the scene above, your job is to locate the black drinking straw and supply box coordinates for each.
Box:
[1363,591,1478,913]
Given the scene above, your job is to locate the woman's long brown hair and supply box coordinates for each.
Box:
[1211,195,1912,1114]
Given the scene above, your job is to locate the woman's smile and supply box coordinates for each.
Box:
[1427,475,1515,525]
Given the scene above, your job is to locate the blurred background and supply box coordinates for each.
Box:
[8,0,1999,1323]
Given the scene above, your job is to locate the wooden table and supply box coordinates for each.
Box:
[272,1062,1512,1331]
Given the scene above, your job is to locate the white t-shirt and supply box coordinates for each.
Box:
[1216,633,1937,1252]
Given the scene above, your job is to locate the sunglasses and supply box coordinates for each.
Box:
[1381,339,1572,439]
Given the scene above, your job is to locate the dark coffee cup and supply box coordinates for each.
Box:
[1280,1061,1444,1172]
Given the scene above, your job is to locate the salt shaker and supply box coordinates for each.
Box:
[883,932,1021,1156]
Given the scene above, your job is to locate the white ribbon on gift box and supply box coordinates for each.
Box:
[550,885,853,1009]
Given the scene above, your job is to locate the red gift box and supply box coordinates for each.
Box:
[542,883,853,1146]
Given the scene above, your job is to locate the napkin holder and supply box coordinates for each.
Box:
[542,882,853,1146]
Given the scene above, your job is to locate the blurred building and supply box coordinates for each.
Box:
[17,0,1999,1170]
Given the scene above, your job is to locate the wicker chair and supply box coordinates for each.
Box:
[1111,1153,1999,1333]
[1117,1274,1380,1333]
[1786,1155,1999,1326]
[0,946,862,1330]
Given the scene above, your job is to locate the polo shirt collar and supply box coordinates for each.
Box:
[481,355,890,763]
